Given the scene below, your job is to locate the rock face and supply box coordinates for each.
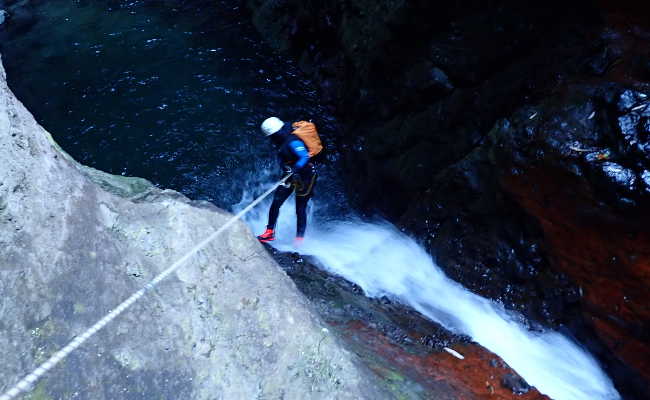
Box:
[490,85,650,391]
[0,57,393,399]
[245,1,650,397]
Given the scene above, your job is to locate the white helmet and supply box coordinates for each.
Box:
[261,117,284,136]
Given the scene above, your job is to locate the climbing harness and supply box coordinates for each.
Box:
[0,175,291,400]
[294,173,317,197]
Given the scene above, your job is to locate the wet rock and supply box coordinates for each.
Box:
[501,373,531,395]
[586,43,621,76]
[615,90,650,161]
[617,89,648,112]
[618,113,641,136]
[429,67,454,92]
[445,6,583,86]
[640,57,650,80]
[1,0,36,35]
[490,88,650,396]
[344,322,549,400]
[600,162,637,191]
[402,62,454,99]
[584,149,612,162]
[642,105,650,118]
[618,114,650,158]
[266,245,479,397]
[642,171,650,193]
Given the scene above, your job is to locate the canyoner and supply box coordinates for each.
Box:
[257,117,322,245]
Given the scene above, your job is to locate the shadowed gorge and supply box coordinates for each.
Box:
[1,0,648,399]
[246,0,650,398]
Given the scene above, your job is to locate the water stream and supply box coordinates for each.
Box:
[0,1,621,399]
[250,209,621,400]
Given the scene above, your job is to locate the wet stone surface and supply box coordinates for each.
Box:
[600,162,637,192]
[267,245,468,352]
[617,89,650,159]
[501,373,531,396]
[266,245,545,399]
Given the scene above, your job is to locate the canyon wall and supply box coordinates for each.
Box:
[245,1,650,397]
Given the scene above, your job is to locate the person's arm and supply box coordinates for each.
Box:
[288,140,310,170]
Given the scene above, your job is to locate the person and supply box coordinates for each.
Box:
[257,116,317,245]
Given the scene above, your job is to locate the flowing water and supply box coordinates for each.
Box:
[258,213,621,400]
[0,1,621,399]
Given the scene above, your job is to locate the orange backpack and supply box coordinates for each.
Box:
[291,121,323,158]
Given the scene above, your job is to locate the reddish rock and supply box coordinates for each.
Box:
[341,320,549,400]
[503,167,650,383]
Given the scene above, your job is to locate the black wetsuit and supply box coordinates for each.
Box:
[266,125,317,237]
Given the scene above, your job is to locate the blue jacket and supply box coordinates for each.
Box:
[281,138,310,170]
[272,125,310,172]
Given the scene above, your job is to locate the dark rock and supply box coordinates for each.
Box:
[2,0,36,35]
[642,104,650,118]
[586,45,620,76]
[639,56,650,80]
[641,171,650,193]
[501,373,531,395]
[491,91,650,397]
[618,113,641,137]
[430,67,454,92]
[616,92,650,160]
[618,89,640,112]
[396,62,454,108]
[600,162,637,191]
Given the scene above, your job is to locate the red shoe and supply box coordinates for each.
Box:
[294,236,304,247]
[257,228,275,243]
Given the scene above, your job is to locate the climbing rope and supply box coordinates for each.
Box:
[0,175,291,400]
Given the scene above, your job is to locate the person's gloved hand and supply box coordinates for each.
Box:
[283,165,294,176]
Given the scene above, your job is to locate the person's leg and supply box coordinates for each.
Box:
[295,194,310,238]
[259,185,293,242]
[267,185,293,230]
[296,170,316,240]
[295,174,316,238]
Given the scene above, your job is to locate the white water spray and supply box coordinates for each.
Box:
[243,200,621,400]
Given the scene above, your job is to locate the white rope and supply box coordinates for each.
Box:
[0,175,290,400]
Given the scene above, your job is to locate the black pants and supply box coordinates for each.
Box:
[267,175,316,237]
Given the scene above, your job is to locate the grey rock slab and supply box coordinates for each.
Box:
[0,55,393,400]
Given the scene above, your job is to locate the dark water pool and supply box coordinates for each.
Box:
[0,0,347,217]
